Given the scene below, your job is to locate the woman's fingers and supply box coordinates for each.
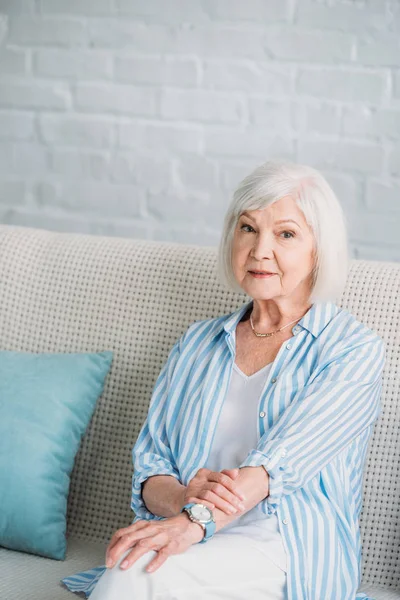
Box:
[221,468,240,480]
[106,520,148,559]
[194,489,244,516]
[117,533,166,571]
[204,481,246,512]
[185,496,215,511]
[145,547,170,573]
[208,471,246,501]
[106,524,162,568]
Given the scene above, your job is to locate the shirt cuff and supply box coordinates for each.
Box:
[239,446,287,516]
[131,467,181,521]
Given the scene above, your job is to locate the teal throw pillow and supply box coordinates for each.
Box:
[0,350,113,560]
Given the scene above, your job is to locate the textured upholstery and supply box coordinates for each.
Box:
[0,223,398,600]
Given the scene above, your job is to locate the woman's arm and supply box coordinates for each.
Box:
[142,474,186,518]
[142,466,269,525]
[131,337,183,521]
[239,335,386,517]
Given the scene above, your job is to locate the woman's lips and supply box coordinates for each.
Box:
[249,271,276,279]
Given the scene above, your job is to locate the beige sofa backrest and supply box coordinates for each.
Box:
[0,224,398,591]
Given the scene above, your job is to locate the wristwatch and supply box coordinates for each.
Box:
[181,502,216,544]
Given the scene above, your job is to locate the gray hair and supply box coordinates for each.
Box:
[217,159,349,304]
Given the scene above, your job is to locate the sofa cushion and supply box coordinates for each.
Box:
[0,350,113,560]
[0,536,107,600]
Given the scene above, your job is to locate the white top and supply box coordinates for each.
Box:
[204,360,288,573]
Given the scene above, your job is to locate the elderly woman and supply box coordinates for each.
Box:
[62,160,385,600]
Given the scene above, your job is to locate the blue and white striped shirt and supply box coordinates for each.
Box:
[61,299,385,600]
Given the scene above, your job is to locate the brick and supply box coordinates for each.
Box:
[319,170,361,210]
[357,33,400,67]
[90,21,268,58]
[115,0,208,23]
[349,241,400,262]
[297,68,385,104]
[0,180,26,206]
[174,25,268,58]
[149,223,220,246]
[36,181,144,219]
[87,19,172,50]
[109,153,171,193]
[0,143,13,173]
[204,128,294,158]
[393,70,400,99]
[0,143,49,176]
[219,160,261,192]
[0,112,34,140]
[202,60,293,94]
[346,210,399,245]
[293,102,341,136]
[114,56,198,87]
[8,16,86,46]
[295,0,386,32]
[203,0,289,21]
[0,48,28,75]
[75,83,157,117]
[12,143,50,175]
[118,121,202,154]
[388,144,400,176]
[248,98,292,132]
[266,29,353,63]
[50,149,109,180]
[147,191,210,223]
[366,179,400,212]
[0,16,6,45]
[297,140,383,174]
[0,204,148,238]
[34,49,112,79]
[0,0,35,13]
[342,107,400,140]
[39,115,114,148]
[0,82,70,110]
[39,0,114,14]
[175,155,218,192]
[160,89,243,124]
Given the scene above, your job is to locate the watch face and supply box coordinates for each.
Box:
[191,504,212,522]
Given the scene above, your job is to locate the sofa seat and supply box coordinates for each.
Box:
[357,586,400,600]
[1,538,399,600]
[0,537,107,600]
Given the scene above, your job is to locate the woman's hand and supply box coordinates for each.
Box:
[105,514,203,573]
[182,467,246,515]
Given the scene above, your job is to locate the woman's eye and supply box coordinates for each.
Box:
[240,224,254,233]
[240,224,295,239]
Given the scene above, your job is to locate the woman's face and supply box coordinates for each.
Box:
[231,195,316,302]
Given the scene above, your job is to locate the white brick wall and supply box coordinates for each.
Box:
[0,0,399,261]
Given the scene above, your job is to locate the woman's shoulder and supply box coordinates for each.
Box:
[321,305,386,371]
[179,308,236,350]
[331,305,385,347]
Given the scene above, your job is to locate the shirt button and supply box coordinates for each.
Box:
[283,518,288,525]
[286,343,292,349]
[271,377,277,383]
[259,411,266,418]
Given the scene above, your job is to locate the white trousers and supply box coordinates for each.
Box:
[89,528,287,600]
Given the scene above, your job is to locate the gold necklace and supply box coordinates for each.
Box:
[249,312,302,338]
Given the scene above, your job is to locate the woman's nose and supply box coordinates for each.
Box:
[251,239,275,260]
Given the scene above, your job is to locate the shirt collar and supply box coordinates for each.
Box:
[223,299,340,339]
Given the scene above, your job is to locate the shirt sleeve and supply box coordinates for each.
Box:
[239,334,386,517]
[130,336,183,521]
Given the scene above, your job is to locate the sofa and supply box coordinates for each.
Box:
[0,223,398,600]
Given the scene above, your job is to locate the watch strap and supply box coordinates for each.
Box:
[181,503,216,544]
